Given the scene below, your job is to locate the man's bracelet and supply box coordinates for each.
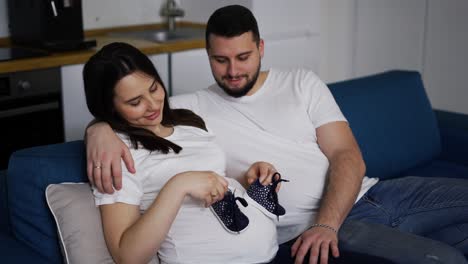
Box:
[310,223,338,233]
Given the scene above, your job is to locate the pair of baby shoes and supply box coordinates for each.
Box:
[210,172,289,234]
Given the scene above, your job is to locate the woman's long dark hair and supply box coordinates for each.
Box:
[83,42,206,153]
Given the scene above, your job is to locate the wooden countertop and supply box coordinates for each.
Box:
[0,22,206,74]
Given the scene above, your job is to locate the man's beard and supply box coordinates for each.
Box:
[216,63,261,98]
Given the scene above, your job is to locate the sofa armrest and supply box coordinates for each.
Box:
[0,170,10,235]
[435,109,468,167]
[0,233,49,263]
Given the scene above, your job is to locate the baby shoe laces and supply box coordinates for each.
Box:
[269,173,289,220]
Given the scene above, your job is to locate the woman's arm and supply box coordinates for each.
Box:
[100,171,228,264]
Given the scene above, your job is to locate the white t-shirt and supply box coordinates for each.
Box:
[170,68,379,243]
[93,126,278,264]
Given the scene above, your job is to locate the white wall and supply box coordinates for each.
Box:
[318,0,357,83]
[353,0,427,77]
[320,0,426,82]
[181,0,251,24]
[252,0,319,39]
[423,0,468,114]
[322,0,468,114]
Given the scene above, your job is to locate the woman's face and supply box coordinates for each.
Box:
[113,71,165,133]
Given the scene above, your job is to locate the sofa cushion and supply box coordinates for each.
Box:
[329,70,441,179]
[435,110,468,167]
[7,141,87,263]
[46,183,115,264]
[401,160,468,179]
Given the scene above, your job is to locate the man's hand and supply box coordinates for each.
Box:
[291,226,339,264]
[86,122,135,194]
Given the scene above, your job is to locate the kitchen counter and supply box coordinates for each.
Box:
[0,22,206,74]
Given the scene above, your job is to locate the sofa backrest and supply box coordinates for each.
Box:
[7,140,87,263]
[328,70,441,179]
[0,170,9,235]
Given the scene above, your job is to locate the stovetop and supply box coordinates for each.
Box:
[0,47,49,62]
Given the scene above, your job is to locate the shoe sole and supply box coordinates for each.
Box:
[209,206,250,234]
[243,193,285,221]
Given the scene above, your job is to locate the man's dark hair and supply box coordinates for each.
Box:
[205,5,260,49]
[83,42,206,154]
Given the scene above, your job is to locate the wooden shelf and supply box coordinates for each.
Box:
[0,22,206,74]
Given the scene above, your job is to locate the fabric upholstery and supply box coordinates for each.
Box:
[0,170,9,235]
[402,160,468,179]
[329,70,441,179]
[0,233,49,263]
[7,141,87,262]
[436,110,468,167]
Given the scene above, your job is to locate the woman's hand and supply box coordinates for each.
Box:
[86,122,135,194]
[173,171,229,207]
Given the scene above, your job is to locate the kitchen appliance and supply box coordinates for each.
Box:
[7,0,96,51]
[0,47,49,62]
[0,67,64,170]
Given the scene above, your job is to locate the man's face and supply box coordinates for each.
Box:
[207,32,264,97]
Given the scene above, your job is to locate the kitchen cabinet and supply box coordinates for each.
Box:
[62,54,168,141]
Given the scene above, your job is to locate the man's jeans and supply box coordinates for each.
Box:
[274,176,468,264]
[344,176,468,263]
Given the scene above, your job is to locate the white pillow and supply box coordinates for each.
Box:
[45,183,159,264]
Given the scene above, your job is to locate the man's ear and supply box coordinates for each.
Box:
[259,39,265,58]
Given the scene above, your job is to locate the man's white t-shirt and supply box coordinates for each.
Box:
[93,126,278,264]
[170,68,379,243]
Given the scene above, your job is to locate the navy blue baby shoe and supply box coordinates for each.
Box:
[211,189,250,234]
[245,172,289,220]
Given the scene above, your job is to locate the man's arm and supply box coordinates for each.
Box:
[86,122,135,194]
[292,121,366,264]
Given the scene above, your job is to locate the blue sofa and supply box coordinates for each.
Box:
[1,70,468,263]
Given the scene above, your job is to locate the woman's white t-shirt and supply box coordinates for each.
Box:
[93,125,278,264]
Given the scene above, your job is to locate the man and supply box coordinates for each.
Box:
[86,5,468,264]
